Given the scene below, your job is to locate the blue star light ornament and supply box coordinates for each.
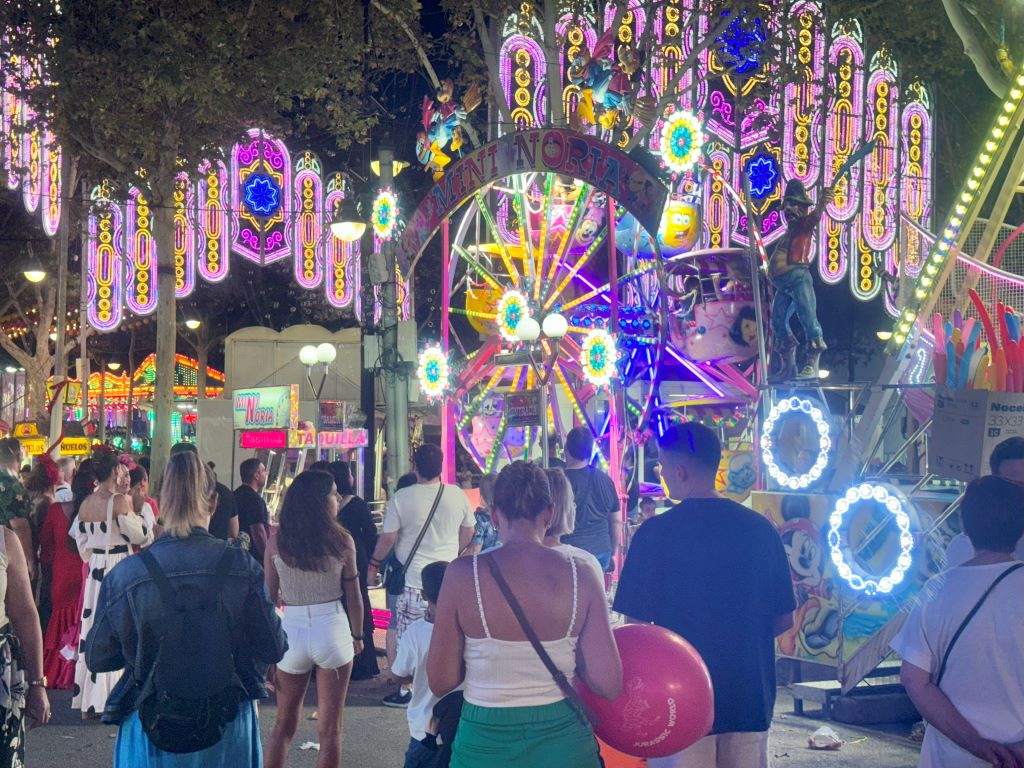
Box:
[746,153,778,199]
[244,174,281,216]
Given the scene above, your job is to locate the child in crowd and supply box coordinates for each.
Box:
[391,561,449,768]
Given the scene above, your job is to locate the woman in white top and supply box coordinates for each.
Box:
[427,461,621,768]
[543,468,606,586]
[264,470,364,768]
[71,451,153,716]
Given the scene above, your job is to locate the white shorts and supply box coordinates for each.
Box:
[277,602,355,675]
[648,731,769,768]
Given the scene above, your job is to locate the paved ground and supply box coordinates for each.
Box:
[26,673,922,767]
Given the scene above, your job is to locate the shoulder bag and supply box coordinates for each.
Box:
[935,562,1024,687]
[381,484,445,596]
[483,555,598,727]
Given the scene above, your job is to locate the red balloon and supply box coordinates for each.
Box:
[578,624,714,758]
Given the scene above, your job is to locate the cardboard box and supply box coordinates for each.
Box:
[929,387,1024,480]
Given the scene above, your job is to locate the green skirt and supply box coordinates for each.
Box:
[451,699,602,768]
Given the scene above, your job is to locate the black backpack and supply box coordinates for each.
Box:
[136,545,245,753]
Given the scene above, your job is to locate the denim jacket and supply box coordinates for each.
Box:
[85,528,287,724]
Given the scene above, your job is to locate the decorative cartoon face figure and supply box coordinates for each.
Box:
[725,452,756,497]
[573,206,606,252]
[660,199,701,254]
[436,79,454,104]
[464,280,504,336]
[469,393,505,461]
[780,518,825,590]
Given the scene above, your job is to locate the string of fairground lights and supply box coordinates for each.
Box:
[827,482,915,596]
[889,70,1024,348]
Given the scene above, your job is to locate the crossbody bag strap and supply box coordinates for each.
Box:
[402,484,445,573]
[936,562,1024,687]
[482,556,597,725]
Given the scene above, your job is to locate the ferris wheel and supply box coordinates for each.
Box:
[439,169,673,472]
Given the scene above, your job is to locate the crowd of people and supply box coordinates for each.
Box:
[0,419,1017,767]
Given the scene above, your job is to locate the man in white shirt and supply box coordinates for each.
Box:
[891,476,1024,767]
[946,437,1024,567]
[54,457,75,503]
[369,444,475,708]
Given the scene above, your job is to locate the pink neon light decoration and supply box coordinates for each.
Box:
[196,160,230,283]
[4,63,22,191]
[782,1,824,188]
[499,34,546,130]
[125,187,158,315]
[861,54,899,254]
[231,128,292,264]
[293,153,324,290]
[86,188,124,333]
[173,173,196,299]
[21,120,41,214]
[323,175,358,312]
[40,130,61,238]
[900,96,933,278]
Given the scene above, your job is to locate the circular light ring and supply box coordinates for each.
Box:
[659,111,705,174]
[580,329,619,386]
[372,190,398,240]
[759,396,832,489]
[417,345,451,399]
[496,289,531,342]
[826,482,916,596]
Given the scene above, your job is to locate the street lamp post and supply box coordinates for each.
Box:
[515,312,568,468]
[299,343,337,402]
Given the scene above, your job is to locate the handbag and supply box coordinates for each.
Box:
[483,556,598,727]
[935,562,1024,687]
[381,484,445,597]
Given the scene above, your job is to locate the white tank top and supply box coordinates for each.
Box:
[462,553,579,707]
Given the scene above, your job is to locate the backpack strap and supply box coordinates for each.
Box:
[139,549,176,606]
[205,545,236,604]
[139,543,235,608]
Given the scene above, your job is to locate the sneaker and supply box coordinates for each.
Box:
[382,689,411,708]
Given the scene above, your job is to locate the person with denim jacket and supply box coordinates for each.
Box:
[86,452,287,767]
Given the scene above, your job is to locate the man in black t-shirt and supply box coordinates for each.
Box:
[235,458,270,564]
[614,423,795,768]
[561,426,621,571]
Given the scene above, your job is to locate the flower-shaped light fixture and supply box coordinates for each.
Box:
[496,289,531,342]
[243,174,281,216]
[659,111,705,174]
[417,345,451,400]
[372,189,398,240]
[580,329,619,386]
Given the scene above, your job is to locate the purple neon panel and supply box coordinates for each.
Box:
[782,1,824,187]
[40,130,61,237]
[861,62,898,253]
[173,173,196,299]
[87,194,124,332]
[293,168,324,290]
[231,128,292,264]
[823,33,864,224]
[125,187,158,315]
[196,160,230,283]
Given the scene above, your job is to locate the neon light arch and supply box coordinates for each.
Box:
[173,173,196,299]
[196,159,230,283]
[40,130,61,238]
[86,185,124,332]
[293,152,324,290]
[125,187,158,315]
[231,128,292,264]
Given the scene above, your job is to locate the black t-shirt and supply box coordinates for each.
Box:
[208,482,237,541]
[561,466,619,557]
[234,485,270,562]
[613,497,796,734]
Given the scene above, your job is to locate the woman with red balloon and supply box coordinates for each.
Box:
[426,460,621,768]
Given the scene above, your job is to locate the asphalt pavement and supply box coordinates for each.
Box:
[26,673,922,768]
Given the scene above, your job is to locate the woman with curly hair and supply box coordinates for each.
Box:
[264,470,364,768]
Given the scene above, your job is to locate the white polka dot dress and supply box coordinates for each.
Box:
[70,496,152,715]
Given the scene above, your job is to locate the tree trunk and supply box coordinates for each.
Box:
[25,359,50,427]
[150,191,177,486]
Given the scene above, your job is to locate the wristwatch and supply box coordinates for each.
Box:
[28,676,47,688]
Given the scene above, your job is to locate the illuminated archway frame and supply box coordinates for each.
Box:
[398,128,670,474]
[760,396,831,489]
[827,482,917,596]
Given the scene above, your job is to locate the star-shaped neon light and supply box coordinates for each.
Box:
[244,174,281,216]
[747,153,778,199]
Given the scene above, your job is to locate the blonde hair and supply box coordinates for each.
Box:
[544,467,575,538]
[478,473,497,510]
[160,452,216,538]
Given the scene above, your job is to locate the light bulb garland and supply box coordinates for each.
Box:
[827,483,916,596]
[760,396,831,489]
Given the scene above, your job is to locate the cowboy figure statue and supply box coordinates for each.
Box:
[768,180,834,381]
